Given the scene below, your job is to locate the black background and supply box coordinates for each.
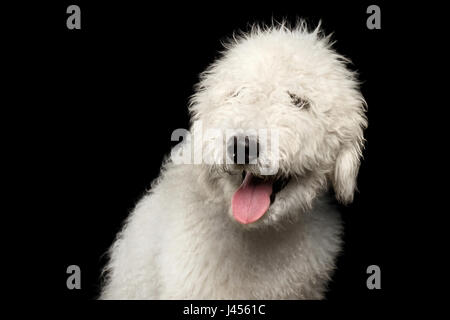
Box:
[8,0,419,311]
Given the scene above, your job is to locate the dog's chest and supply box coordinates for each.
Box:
[157,207,336,299]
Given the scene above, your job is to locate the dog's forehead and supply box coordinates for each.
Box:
[192,27,362,118]
[221,31,332,79]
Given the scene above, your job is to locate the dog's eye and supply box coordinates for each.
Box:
[231,90,241,98]
[288,92,309,110]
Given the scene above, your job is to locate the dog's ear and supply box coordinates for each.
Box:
[331,86,367,204]
[333,141,363,204]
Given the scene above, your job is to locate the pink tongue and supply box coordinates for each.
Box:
[232,172,273,224]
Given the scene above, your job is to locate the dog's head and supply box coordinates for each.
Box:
[187,23,367,228]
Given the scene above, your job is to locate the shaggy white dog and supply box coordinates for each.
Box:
[101,22,367,300]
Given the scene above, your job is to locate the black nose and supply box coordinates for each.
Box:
[227,135,260,164]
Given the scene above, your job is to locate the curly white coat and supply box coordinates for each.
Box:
[101,22,367,300]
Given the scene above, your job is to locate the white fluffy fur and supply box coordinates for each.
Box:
[100,22,367,300]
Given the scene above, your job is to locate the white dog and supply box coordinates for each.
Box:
[101,22,367,300]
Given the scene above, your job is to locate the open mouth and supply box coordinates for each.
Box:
[231,170,291,224]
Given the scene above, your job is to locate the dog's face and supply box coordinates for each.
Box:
[188,25,367,228]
